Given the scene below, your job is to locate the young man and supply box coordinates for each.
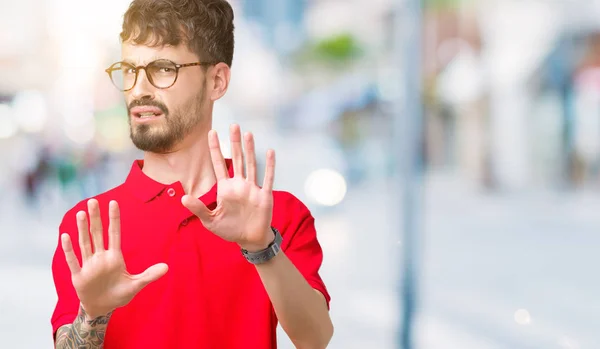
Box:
[50,0,333,348]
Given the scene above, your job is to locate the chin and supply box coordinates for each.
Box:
[131,140,175,153]
[130,130,177,153]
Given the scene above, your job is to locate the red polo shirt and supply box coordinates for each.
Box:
[51,159,330,348]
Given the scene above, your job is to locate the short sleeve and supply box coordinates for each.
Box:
[50,210,81,339]
[278,193,331,309]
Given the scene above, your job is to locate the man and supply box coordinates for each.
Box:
[50,0,333,348]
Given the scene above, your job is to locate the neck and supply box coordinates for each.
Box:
[141,126,217,199]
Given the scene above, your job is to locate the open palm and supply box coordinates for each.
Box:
[61,199,168,318]
[182,124,276,252]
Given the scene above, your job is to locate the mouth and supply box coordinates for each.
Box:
[130,106,166,122]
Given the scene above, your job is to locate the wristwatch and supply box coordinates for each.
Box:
[241,227,282,264]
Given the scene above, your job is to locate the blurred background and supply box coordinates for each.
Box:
[1,0,600,348]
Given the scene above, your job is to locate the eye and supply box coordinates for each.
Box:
[117,65,135,74]
[150,60,177,73]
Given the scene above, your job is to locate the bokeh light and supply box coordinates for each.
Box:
[304,168,347,207]
[0,104,18,139]
[514,309,532,325]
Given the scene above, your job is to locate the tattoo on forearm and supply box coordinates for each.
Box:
[55,306,112,349]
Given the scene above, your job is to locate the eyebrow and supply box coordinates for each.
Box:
[122,57,169,66]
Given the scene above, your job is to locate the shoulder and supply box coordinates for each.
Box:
[271,190,316,235]
[59,184,128,227]
[272,190,306,207]
[272,190,312,218]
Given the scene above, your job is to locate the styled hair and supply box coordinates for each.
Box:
[120,0,235,67]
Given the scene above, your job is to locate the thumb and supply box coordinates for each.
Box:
[181,195,212,223]
[132,263,168,291]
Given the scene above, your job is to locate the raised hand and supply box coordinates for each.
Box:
[182,124,276,252]
[61,199,168,319]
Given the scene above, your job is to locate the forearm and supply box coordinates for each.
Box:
[256,252,333,349]
[55,305,112,349]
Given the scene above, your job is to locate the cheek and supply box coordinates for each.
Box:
[169,89,201,108]
[163,95,182,111]
[176,74,206,97]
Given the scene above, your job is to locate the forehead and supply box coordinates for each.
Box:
[121,41,197,65]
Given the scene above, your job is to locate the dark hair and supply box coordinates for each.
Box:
[120,0,235,67]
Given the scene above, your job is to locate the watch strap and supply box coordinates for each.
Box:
[241,227,282,264]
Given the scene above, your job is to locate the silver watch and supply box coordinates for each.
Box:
[241,227,282,264]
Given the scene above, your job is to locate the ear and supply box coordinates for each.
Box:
[209,62,231,101]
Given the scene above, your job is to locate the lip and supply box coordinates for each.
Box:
[131,114,164,123]
[130,106,165,123]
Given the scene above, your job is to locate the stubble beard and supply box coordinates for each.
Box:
[129,86,206,153]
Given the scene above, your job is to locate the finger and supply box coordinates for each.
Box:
[88,199,105,253]
[244,132,257,184]
[181,195,213,224]
[108,201,121,251]
[132,263,169,292]
[61,233,81,275]
[208,130,229,180]
[76,211,92,261]
[262,149,276,192]
[230,124,244,178]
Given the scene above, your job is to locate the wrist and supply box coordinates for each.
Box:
[80,304,113,322]
[239,228,275,253]
[240,227,283,265]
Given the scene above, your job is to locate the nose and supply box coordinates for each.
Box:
[129,68,155,100]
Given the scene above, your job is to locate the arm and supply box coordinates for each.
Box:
[255,251,333,349]
[181,126,333,348]
[55,305,112,349]
[52,199,167,347]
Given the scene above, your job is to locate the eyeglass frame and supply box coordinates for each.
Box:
[105,59,216,92]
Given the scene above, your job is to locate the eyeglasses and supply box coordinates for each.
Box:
[105,59,215,92]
